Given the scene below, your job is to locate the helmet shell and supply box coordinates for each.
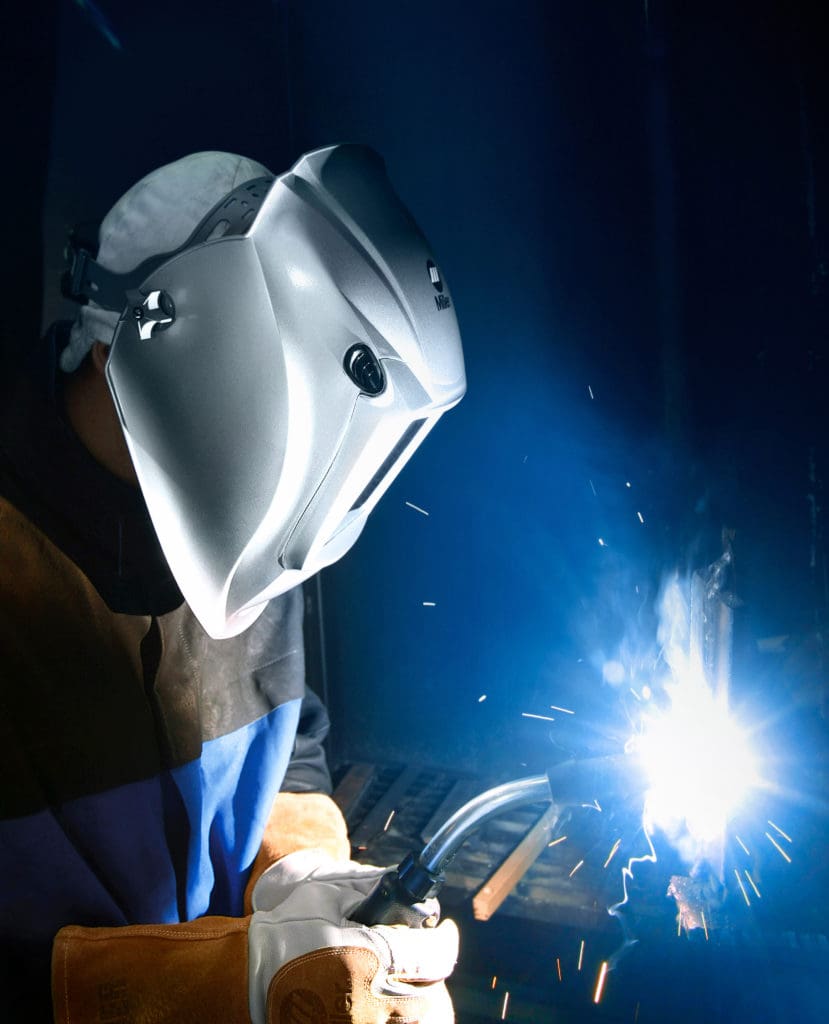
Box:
[107,145,465,638]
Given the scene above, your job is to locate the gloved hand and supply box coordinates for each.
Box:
[242,790,352,911]
[52,849,459,1023]
[248,849,457,1024]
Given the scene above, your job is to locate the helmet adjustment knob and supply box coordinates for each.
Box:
[344,343,386,396]
[134,290,176,340]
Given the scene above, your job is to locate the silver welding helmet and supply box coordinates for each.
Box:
[67,145,465,637]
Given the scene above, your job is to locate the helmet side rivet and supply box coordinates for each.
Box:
[135,290,176,340]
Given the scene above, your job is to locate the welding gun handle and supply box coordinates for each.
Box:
[349,868,438,928]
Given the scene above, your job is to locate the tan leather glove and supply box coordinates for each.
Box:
[244,791,351,910]
[249,850,458,1023]
[53,917,250,1024]
[52,856,458,1024]
[53,910,458,1023]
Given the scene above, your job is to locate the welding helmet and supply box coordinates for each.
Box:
[64,145,466,638]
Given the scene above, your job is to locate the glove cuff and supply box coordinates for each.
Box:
[244,791,350,912]
[52,917,251,1024]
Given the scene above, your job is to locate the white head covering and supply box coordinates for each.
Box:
[61,151,272,372]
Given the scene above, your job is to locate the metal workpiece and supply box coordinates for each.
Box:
[472,804,560,922]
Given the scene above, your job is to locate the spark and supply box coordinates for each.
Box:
[768,820,792,843]
[491,975,497,990]
[589,479,597,495]
[630,688,642,701]
[569,859,585,878]
[500,991,510,1020]
[74,0,122,50]
[422,601,436,607]
[588,385,595,400]
[548,835,568,848]
[637,511,645,524]
[735,835,751,856]
[405,501,429,516]
[556,957,562,982]
[521,712,555,722]
[734,869,751,906]
[593,961,609,1004]
[578,939,585,971]
[677,912,682,936]
[765,832,792,863]
[549,704,575,715]
[701,909,709,941]
[582,798,602,812]
[603,838,622,868]
[382,809,396,832]
[478,694,487,702]
[626,481,632,488]
[598,537,607,547]
[744,870,761,899]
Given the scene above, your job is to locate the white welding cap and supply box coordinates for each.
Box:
[69,145,466,638]
[61,151,273,372]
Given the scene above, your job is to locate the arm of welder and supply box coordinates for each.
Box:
[52,682,458,1023]
[52,684,458,1022]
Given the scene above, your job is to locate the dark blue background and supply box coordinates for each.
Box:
[5,1,827,1020]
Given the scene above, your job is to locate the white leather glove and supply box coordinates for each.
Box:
[248,850,459,1024]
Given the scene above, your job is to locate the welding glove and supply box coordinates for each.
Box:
[243,790,352,910]
[52,840,458,1024]
[248,849,458,1024]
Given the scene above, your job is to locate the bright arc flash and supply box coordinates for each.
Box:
[633,682,759,846]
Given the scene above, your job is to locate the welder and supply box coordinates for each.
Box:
[0,146,465,1022]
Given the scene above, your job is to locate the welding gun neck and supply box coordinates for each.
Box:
[418,773,552,877]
